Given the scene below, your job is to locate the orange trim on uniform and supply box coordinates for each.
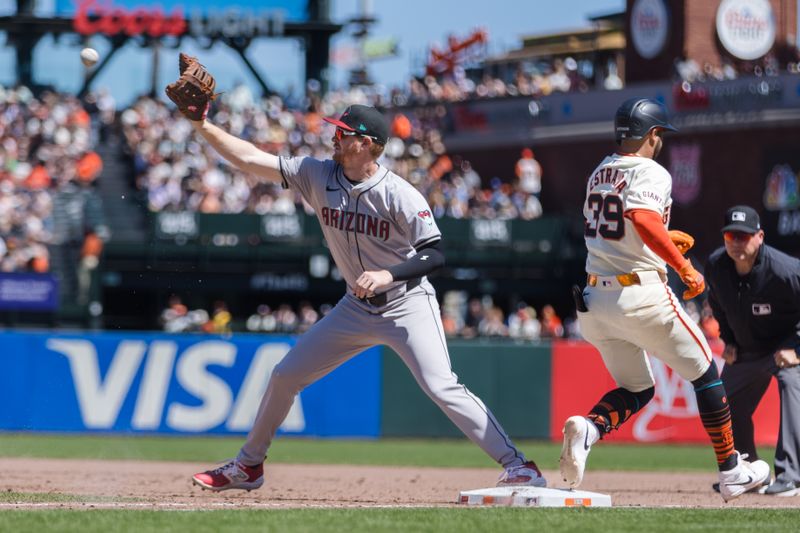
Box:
[627,209,688,272]
[661,280,712,364]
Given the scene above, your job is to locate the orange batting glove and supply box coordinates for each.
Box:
[678,260,705,300]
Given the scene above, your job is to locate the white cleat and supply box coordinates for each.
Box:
[559,415,599,488]
[718,452,771,502]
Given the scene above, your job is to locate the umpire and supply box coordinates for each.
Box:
[705,205,800,496]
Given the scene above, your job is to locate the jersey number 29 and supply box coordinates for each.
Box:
[584,193,624,239]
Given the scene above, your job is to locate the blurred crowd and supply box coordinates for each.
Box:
[160,290,729,348]
[440,293,574,341]
[245,301,326,335]
[117,45,800,224]
[0,86,109,290]
[160,295,235,334]
[438,291,725,346]
[160,295,328,335]
[673,52,800,83]
[120,93,316,215]
[121,75,546,220]
[384,57,620,107]
[9,43,797,312]
[123,47,800,223]
[159,292,571,341]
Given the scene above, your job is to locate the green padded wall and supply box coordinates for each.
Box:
[381,341,551,438]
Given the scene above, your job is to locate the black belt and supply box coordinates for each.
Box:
[366,277,422,307]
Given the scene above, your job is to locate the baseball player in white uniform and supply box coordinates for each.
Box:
[558,98,770,501]
[186,102,545,491]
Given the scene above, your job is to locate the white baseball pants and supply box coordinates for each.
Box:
[578,270,713,392]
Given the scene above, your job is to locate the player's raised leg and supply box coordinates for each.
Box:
[382,291,545,487]
[560,310,656,488]
[560,415,600,488]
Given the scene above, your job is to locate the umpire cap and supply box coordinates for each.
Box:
[614,98,677,144]
[722,205,761,234]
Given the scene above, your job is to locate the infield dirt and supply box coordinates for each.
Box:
[0,458,795,509]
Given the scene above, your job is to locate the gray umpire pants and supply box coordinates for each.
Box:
[721,356,800,482]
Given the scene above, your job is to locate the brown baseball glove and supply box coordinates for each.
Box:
[165,53,218,121]
[668,229,695,255]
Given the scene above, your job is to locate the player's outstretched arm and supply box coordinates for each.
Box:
[165,52,282,184]
[192,120,282,183]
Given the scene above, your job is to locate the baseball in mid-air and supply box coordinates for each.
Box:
[80,47,99,67]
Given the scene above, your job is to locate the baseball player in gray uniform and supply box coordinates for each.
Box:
[187,103,545,491]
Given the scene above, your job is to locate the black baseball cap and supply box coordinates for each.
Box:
[722,205,761,234]
[323,105,389,145]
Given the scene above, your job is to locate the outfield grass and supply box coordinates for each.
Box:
[0,508,798,533]
[0,433,775,472]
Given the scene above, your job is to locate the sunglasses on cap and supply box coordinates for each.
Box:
[334,127,378,142]
[723,231,754,243]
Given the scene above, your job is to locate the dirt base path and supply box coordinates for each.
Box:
[0,458,794,509]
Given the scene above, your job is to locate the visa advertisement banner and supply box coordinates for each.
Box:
[550,340,779,444]
[0,332,381,436]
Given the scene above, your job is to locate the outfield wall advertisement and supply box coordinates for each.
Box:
[550,340,780,445]
[0,332,381,437]
[0,332,782,445]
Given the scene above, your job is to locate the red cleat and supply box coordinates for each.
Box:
[497,460,547,487]
[192,460,264,492]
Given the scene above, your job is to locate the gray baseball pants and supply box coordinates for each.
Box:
[237,287,526,469]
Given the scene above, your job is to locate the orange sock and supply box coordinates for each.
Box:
[700,407,735,468]
[692,365,736,470]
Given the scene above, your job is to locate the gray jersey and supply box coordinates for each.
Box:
[279,156,441,292]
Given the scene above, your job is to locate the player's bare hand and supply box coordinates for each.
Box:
[722,345,738,365]
[774,348,799,369]
[677,260,705,300]
[355,270,393,299]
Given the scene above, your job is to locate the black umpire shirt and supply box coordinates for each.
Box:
[705,243,800,362]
